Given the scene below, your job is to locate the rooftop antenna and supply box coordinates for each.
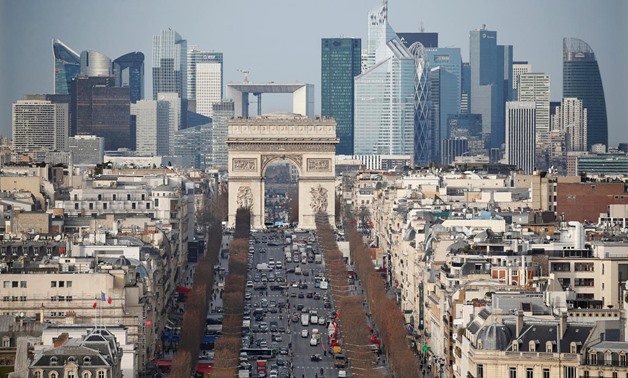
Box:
[420,21,425,33]
[237,68,250,83]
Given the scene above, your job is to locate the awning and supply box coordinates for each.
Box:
[154,359,172,367]
[176,286,192,294]
[196,363,213,373]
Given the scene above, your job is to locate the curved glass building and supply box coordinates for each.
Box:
[53,39,80,95]
[563,37,607,149]
[80,50,112,77]
[113,52,145,103]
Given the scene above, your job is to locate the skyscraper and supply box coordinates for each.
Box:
[131,100,171,156]
[321,38,362,155]
[426,48,462,154]
[460,62,471,114]
[113,52,145,103]
[469,27,513,149]
[196,61,223,117]
[518,73,550,167]
[53,39,80,95]
[152,29,187,100]
[209,100,235,170]
[505,101,536,173]
[80,50,112,77]
[552,97,588,152]
[563,37,607,149]
[397,32,438,49]
[512,61,531,98]
[354,0,421,162]
[156,92,181,155]
[12,99,69,153]
[71,76,131,151]
[187,49,223,101]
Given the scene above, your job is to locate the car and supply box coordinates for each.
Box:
[290,292,297,298]
[298,293,305,298]
[296,304,304,311]
[276,357,287,367]
[272,334,283,342]
[309,337,318,346]
[299,283,308,290]
[245,292,252,300]
[313,293,321,300]
[338,370,347,378]
[318,317,326,325]
[306,292,314,298]
[260,340,268,348]
[302,270,310,276]
[291,314,299,323]
[286,257,293,263]
[324,301,332,308]
[279,347,289,355]
[247,281,254,288]
[301,329,309,338]
[310,354,322,362]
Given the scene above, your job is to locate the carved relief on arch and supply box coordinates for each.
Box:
[261,154,303,173]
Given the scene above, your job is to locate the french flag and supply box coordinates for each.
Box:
[101,292,113,304]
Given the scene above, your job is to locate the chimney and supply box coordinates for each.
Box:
[559,311,568,337]
[516,310,524,337]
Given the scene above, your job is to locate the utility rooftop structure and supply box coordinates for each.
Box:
[226,82,314,118]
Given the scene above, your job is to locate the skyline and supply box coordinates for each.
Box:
[1,0,626,145]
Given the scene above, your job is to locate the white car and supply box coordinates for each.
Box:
[301,329,309,338]
[246,281,253,288]
[309,337,318,346]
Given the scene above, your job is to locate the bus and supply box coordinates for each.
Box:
[240,348,277,359]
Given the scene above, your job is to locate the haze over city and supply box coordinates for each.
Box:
[1,0,626,142]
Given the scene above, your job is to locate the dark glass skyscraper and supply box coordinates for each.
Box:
[53,39,81,95]
[113,52,145,103]
[71,76,131,151]
[321,38,361,155]
[563,37,607,149]
[152,29,187,100]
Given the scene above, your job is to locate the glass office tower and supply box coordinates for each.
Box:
[53,39,81,95]
[152,29,187,100]
[355,1,417,159]
[469,27,512,149]
[321,38,362,155]
[563,37,607,149]
[187,49,223,101]
[113,52,145,103]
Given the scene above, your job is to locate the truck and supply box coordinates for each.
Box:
[301,312,310,326]
[256,263,271,271]
[295,266,302,275]
[319,279,328,290]
[242,319,251,334]
[256,360,267,376]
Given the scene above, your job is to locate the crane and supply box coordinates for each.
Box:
[237,68,250,83]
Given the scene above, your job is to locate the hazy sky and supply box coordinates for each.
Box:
[1,0,626,144]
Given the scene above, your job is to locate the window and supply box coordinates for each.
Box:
[11,296,17,301]
[529,341,536,352]
[74,203,79,210]
[103,203,107,210]
[89,203,94,210]
[82,373,90,378]
[563,366,576,378]
[58,296,65,302]
[67,372,75,378]
[97,371,105,378]
[154,198,159,207]
[66,296,72,302]
[2,281,9,288]
[543,369,550,378]
[98,194,102,200]
[66,281,72,288]
[590,352,597,365]
[19,296,26,301]
[510,367,517,378]
[51,296,57,302]
[141,194,145,200]
[34,371,42,378]
[477,365,484,378]
[51,281,57,288]
[546,341,553,353]
[612,372,617,378]
[526,368,534,378]
[146,202,150,209]
[512,341,519,351]
[12,281,18,288]
[570,342,577,353]
[50,373,58,378]
[620,353,626,366]
[59,281,64,288]
[132,202,136,209]
[2,297,8,302]
[20,281,27,288]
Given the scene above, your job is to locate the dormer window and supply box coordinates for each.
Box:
[512,340,519,351]
[589,351,597,365]
[546,341,553,353]
[570,342,578,354]
[67,356,76,363]
[529,340,536,352]
[50,372,58,378]
[50,356,58,366]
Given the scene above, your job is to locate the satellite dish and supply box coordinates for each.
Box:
[33,235,40,241]
[54,235,62,241]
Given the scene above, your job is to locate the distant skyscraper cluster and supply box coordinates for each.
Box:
[11,31,231,170]
[9,0,611,175]
[318,0,608,174]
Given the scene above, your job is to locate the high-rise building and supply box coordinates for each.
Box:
[428,67,442,161]
[552,97,588,152]
[152,29,187,100]
[355,0,423,162]
[397,32,438,48]
[441,138,469,165]
[68,135,105,165]
[53,39,80,95]
[187,49,223,101]
[469,27,513,149]
[176,112,212,169]
[80,50,112,77]
[209,100,235,170]
[505,101,536,173]
[426,48,462,153]
[321,38,362,155]
[131,100,171,156]
[71,76,131,151]
[563,37,607,149]
[518,73,550,169]
[113,52,145,103]
[512,61,531,98]
[12,99,69,153]
[156,93,181,155]
[196,62,223,117]
[460,62,471,114]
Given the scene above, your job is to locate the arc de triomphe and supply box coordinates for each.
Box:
[227,114,338,229]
